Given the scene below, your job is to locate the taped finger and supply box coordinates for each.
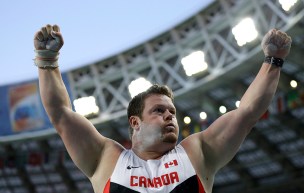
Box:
[35,31,44,41]
[53,25,60,33]
[41,27,48,40]
[46,24,52,36]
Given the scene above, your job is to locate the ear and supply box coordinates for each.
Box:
[129,116,140,130]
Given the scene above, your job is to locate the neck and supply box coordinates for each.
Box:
[132,148,165,160]
[131,141,175,160]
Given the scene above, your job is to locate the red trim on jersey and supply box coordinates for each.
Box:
[197,176,205,193]
[103,179,111,193]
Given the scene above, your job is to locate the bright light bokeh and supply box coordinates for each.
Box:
[128,77,152,98]
[232,18,258,46]
[200,112,207,120]
[73,96,100,117]
[219,105,227,114]
[235,100,240,108]
[181,51,208,76]
[279,0,298,11]
[290,80,298,88]
[184,116,191,124]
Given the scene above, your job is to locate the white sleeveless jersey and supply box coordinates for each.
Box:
[103,144,205,193]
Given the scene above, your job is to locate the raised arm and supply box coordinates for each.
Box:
[182,29,292,173]
[34,24,121,178]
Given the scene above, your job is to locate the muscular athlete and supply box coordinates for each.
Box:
[34,24,291,193]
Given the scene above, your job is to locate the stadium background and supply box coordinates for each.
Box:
[1,0,304,192]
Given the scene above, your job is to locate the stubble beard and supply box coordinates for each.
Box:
[139,122,178,147]
[162,132,178,144]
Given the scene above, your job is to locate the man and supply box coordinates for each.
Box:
[34,24,291,193]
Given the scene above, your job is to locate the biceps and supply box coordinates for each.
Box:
[55,108,105,177]
[202,110,253,169]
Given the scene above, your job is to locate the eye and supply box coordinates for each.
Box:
[170,110,176,115]
[154,108,165,113]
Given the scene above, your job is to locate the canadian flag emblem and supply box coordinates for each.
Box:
[164,159,178,168]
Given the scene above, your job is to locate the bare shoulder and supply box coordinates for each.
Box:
[99,138,125,166]
[180,131,216,172]
[90,138,125,192]
[103,138,126,157]
[180,132,205,166]
[180,132,216,192]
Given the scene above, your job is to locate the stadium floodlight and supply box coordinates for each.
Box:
[232,17,258,46]
[290,80,298,88]
[184,116,191,124]
[181,51,208,76]
[279,0,298,11]
[235,100,240,108]
[219,105,227,114]
[199,112,207,120]
[128,77,152,98]
[73,96,99,117]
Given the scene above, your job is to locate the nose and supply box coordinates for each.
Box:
[164,109,173,120]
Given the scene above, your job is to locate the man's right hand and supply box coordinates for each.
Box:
[34,24,64,51]
[33,24,64,68]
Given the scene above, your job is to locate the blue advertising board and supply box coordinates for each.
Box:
[0,73,72,137]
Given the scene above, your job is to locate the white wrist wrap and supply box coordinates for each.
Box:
[34,50,60,69]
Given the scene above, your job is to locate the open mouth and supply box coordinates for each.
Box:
[165,124,175,131]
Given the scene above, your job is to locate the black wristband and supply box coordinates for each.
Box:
[264,56,284,67]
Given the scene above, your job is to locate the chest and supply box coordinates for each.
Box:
[108,149,203,193]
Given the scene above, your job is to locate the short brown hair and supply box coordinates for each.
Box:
[127,84,174,139]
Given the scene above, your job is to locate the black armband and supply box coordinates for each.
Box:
[264,56,284,68]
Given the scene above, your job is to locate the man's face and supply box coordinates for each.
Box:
[138,94,179,146]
